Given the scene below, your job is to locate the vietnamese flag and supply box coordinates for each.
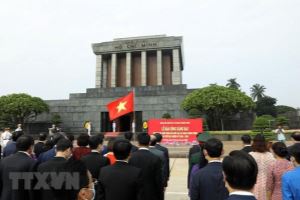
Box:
[106,91,134,121]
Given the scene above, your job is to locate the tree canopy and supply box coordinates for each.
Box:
[276,105,296,115]
[226,78,240,90]
[0,93,49,128]
[256,96,277,117]
[250,84,266,101]
[181,85,255,130]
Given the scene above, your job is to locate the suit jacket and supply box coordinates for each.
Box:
[3,141,17,157]
[226,195,257,200]
[131,144,139,153]
[282,167,300,200]
[98,161,142,200]
[0,152,37,200]
[188,151,207,188]
[241,145,252,153]
[190,162,229,200]
[129,148,163,200]
[34,142,46,158]
[149,146,167,187]
[38,147,56,164]
[155,143,170,179]
[37,157,68,200]
[80,151,110,179]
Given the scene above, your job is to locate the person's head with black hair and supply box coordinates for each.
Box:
[65,133,75,142]
[124,132,133,141]
[290,143,300,167]
[241,134,251,145]
[56,138,73,159]
[271,142,288,158]
[154,133,163,143]
[137,132,150,147]
[55,160,95,200]
[53,133,65,145]
[150,135,157,146]
[252,134,268,153]
[16,135,34,154]
[113,138,132,160]
[203,138,223,160]
[77,133,90,147]
[291,132,300,142]
[222,150,258,193]
[44,139,55,151]
[12,131,24,142]
[89,135,104,152]
[38,132,47,142]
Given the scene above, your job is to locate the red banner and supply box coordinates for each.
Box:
[148,118,203,144]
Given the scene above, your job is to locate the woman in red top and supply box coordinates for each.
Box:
[73,133,91,160]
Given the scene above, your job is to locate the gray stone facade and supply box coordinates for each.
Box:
[36,84,191,133]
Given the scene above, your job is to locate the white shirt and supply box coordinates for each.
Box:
[208,160,222,163]
[116,160,128,163]
[139,147,149,151]
[0,131,12,148]
[230,191,255,196]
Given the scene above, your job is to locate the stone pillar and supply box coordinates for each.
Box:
[156,50,162,85]
[141,51,147,86]
[111,53,117,87]
[95,55,102,88]
[126,52,131,87]
[172,49,182,85]
[102,58,107,88]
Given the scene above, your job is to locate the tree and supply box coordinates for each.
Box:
[226,78,240,90]
[0,93,49,128]
[256,96,277,117]
[252,115,275,141]
[162,113,172,119]
[276,116,289,126]
[181,85,255,130]
[276,105,296,115]
[250,84,266,101]
[51,114,62,126]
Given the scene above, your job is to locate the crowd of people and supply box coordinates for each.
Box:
[0,126,299,200]
[188,132,300,200]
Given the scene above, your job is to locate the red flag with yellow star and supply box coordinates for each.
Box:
[106,91,134,121]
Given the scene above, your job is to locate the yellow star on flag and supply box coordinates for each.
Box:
[116,101,127,113]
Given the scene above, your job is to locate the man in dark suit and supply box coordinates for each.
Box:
[0,135,37,200]
[99,138,142,200]
[190,138,228,200]
[37,138,73,200]
[81,135,110,179]
[124,132,138,153]
[129,132,163,200]
[223,150,258,200]
[154,133,170,187]
[241,135,253,153]
[149,135,167,188]
[34,132,47,158]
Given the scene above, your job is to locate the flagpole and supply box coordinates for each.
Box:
[132,87,136,134]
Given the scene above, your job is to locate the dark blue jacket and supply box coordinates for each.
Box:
[226,195,257,200]
[3,142,17,157]
[190,161,228,200]
[37,147,55,163]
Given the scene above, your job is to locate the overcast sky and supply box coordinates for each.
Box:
[0,0,299,108]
